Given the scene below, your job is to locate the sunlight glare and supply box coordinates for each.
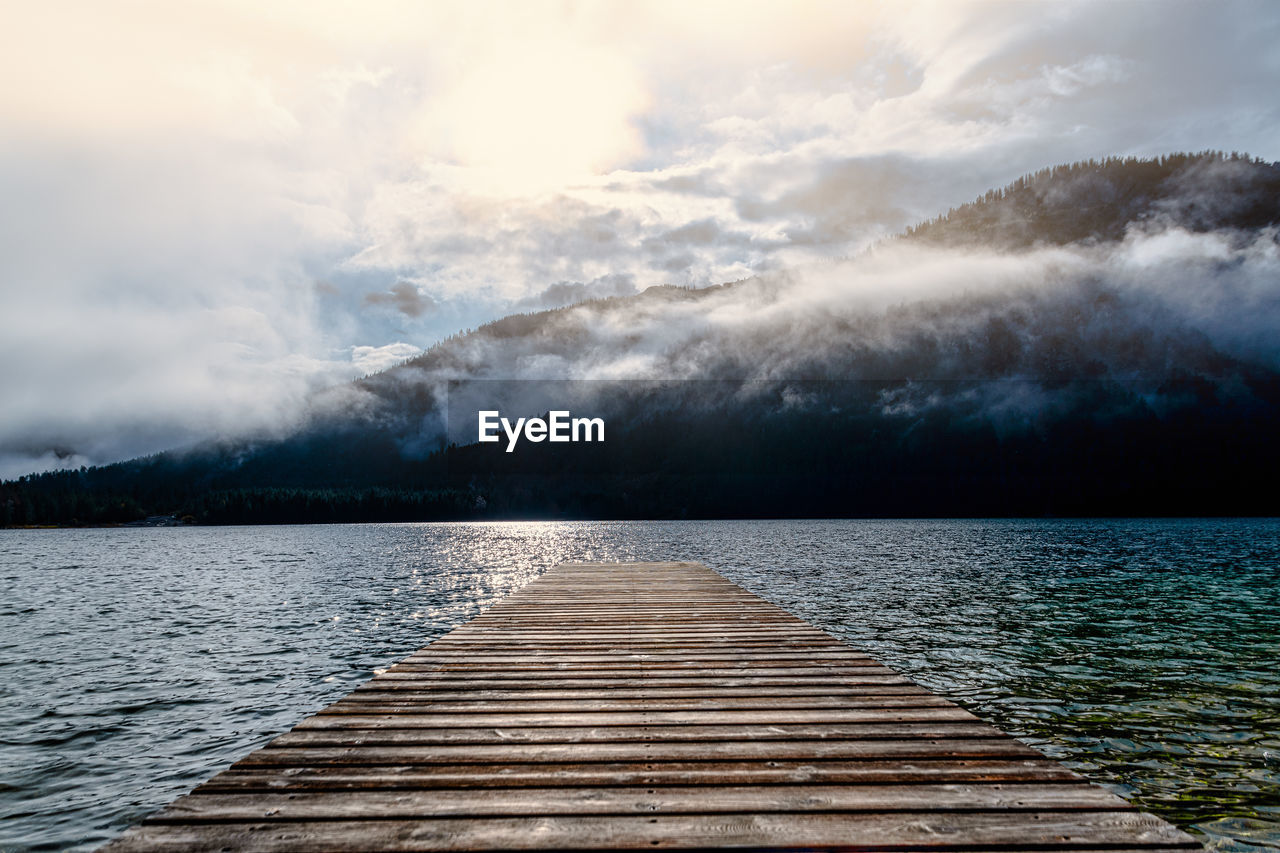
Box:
[428,35,648,195]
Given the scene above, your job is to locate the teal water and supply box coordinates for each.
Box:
[0,519,1277,851]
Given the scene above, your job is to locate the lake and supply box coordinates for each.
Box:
[1,519,1277,851]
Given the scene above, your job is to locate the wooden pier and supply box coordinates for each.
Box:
[104,561,1199,851]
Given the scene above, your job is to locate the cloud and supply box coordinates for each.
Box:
[733,156,942,246]
[515,274,638,311]
[351,342,424,375]
[414,15,650,193]
[376,225,1280,424]
[2,0,1279,474]
[364,282,436,317]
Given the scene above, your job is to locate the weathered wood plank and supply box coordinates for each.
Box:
[233,738,1048,766]
[321,689,949,704]
[106,812,1198,852]
[268,723,1003,747]
[356,672,917,687]
[404,648,875,653]
[393,656,884,668]
[151,783,1136,821]
[345,677,923,691]
[297,708,982,727]
[378,664,899,676]
[198,760,1087,791]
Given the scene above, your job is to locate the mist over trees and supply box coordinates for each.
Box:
[906,152,1280,248]
[5,152,1279,525]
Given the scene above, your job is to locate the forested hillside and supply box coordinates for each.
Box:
[5,152,1279,525]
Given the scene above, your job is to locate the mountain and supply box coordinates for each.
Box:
[5,151,1280,524]
[906,151,1280,248]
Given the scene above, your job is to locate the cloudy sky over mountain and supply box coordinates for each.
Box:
[2,0,1279,475]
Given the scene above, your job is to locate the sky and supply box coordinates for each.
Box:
[2,0,1279,477]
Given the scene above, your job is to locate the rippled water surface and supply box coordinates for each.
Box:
[1,520,1277,852]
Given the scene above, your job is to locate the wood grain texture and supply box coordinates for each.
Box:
[101,561,1200,852]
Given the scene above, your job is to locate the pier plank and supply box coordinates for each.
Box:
[198,759,1088,791]
[268,724,1005,746]
[102,561,1199,852]
[106,813,1194,852]
[312,707,976,723]
[149,783,1136,820]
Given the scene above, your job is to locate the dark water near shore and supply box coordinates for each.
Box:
[1,519,1277,852]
